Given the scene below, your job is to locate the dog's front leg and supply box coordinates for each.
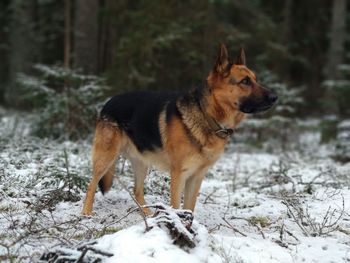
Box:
[170,168,187,209]
[183,168,208,211]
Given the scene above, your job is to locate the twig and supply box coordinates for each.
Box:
[114,176,150,231]
[231,215,266,239]
[102,207,141,229]
[319,195,345,235]
[223,186,232,219]
[284,228,300,242]
[255,224,266,239]
[221,217,247,237]
[282,194,345,236]
[120,157,127,174]
[279,221,284,241]
[232,153,240,191]
[279,220,299,243]
[282,200,310,236]
[202,188,218,204]
[76,242,114,261]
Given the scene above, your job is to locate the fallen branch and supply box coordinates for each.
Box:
[147,204,197,248]
[40,240,113,263]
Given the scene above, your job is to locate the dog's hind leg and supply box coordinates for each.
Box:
[129,157,151,215]
[81,121,121,215]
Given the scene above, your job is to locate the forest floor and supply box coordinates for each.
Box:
[0,110,350,263]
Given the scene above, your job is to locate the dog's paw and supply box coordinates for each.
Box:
[81,209,93,217]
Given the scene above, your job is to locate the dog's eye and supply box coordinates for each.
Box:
[241,77,251,86]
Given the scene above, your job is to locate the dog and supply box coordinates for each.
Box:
[81,44,277,215]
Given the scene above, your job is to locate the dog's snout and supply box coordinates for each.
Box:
[268,91,278,103]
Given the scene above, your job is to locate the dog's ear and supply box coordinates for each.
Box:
[235,47,246,65]
[214,44,230,75]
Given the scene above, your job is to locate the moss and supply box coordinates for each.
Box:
[248,216,270,228]
[71,233,86,241]
[0,255,19,263]
[95,226,123,238]
[0,233,11,240]
[0,205,15,213]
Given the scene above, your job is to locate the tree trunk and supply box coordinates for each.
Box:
[63,0,72,136]
[73,0,99,74]
[98,0,115,73]
[0,0,11,105]
[282,0,292,44]
[323,0,347,114]
[64,0,71,70]
[7,0,38,106]
[326,0,347,79]
[280,0,293,82]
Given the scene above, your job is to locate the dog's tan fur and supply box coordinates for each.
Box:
[82,45,274,215]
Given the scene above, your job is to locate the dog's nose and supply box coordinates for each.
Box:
[268,91,278,103]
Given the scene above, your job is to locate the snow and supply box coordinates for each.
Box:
[96,221,220,263]
[293,237,350,263]
[212,235,294,263]
[0,112,350,262]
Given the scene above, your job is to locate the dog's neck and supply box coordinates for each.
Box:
[178,83,245,142]
[198,97,233,139]
[201,82,245,130]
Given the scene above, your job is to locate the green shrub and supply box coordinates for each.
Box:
[334,120,350,163]
[16,64,108,140]
[320,116,338,143]
[322,63,350,117]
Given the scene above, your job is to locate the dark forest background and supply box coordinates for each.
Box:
[0,0,349,127]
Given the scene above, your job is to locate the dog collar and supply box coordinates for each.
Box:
[199,99,234,139]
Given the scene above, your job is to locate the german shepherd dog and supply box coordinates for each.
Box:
[81,44,277,215]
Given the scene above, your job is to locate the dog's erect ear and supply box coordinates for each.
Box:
[214,44,230,74]
[235,47,246,65]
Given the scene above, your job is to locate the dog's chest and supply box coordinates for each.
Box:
[201,141,226,162]
[178,144,225,176]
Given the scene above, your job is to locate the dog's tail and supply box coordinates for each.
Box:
[98,168,114,194]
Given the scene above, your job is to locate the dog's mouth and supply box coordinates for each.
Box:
[239,103,274,114]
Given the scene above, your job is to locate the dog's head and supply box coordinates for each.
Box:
[207,44,277,114]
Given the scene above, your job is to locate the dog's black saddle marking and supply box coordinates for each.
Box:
[100,91,181,152]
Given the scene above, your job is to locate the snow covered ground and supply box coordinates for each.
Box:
[0,111,349,262]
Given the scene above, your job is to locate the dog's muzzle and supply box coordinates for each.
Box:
[239,90,278,114]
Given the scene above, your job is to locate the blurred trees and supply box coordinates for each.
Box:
[64,0,71,70]
[324,0,348,115]
[7,0,40,106]
[1,0,64,106]
[326,0,347,80]
[73,0,99,74]
[0,0,349,116]
[0,0,10,104]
